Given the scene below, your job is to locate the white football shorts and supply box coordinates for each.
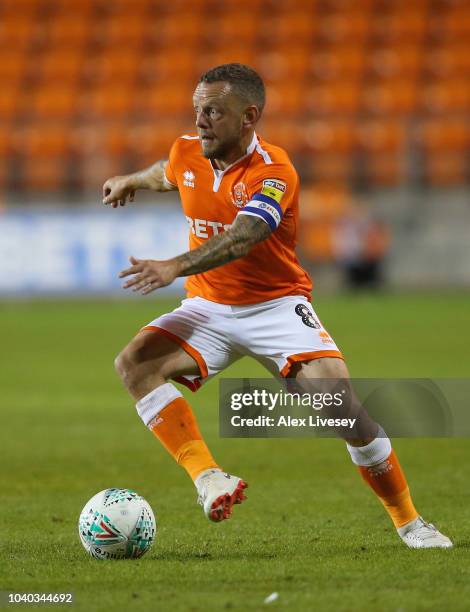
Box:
[142,295,343,391]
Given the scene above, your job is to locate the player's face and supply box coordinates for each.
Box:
[193,81,245,159]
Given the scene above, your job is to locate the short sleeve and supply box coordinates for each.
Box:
[164,139,179,188]
[237,163,297,231]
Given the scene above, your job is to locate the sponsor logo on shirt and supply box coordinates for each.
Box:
[186,216,233,238]
[183,170,195,188]
[261,179,287,204]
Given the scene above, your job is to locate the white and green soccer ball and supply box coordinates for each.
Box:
[78,488,156,560]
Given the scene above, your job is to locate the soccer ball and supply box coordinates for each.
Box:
[78,488,156,560]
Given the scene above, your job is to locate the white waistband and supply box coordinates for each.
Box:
[182,295,308,315]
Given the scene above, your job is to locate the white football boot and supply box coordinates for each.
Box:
[397,516,453,549]
[195,468,248,522]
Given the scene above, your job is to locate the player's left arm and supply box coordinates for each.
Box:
[119,215,271,294]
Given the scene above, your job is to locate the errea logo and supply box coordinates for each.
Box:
[183,170,195,188]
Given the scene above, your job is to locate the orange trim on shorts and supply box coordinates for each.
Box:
[141,325,209,379]
[280,350,344,377]
[173,375,202,393]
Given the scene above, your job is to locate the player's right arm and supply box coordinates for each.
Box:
[102,160,177,208]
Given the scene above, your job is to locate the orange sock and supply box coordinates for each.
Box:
[148,397,219,481]
[358,450,419,528]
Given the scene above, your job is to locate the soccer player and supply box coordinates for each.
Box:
[103,64,451,548]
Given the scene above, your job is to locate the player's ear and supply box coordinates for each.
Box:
[242,105,260,129]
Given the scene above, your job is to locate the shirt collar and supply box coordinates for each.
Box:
[211,132,258,176]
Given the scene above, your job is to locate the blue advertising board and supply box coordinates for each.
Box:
[0,205,188,295]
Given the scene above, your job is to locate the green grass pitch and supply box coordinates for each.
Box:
[1,292,469,611]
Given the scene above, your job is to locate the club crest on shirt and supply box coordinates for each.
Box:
[231,182,249,208]
[261,179,286,204]
[183,170,195,188]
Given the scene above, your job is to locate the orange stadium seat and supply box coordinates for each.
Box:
[418,118,469,152]
[309,47,365,81]
[14,125,68,190]
[371,10,427,42]
[425,44,470,77]
[46,0,94,15]
[363,156,406,186]
[260,49,310,81]
[299,183,354,261]
[21,156,67,191]
[421,79,470,113]
[423,154,468,186]
[101,126,130,160]
[304,82,360,115]
[92,0,152,12]
[197,49,257,75]
[321,0,372,8]
[358,120,406,154]
[264,83,304,115]
[88,50,141,85]
[80,87,134,119]
[70,126,127,188]
[70,125,104,156]
[27,86,78,119]
[308,153,354,183]
[256,12,316,45]
[14,126,70,157]
[258,119,305,155]
[208,14,259,44]
[0,0,39,14]
[433,9,470,39]
[0,52,27,86]
[136,85,191,118]
[300,183,352,222]
[159,0,208,13]
[303,120,356,155]
[367,46,423,80]
[318,13,370,44]
[69,125,130,161]
[44,17,91,47]
[0,17,35,48]
[37,51,84,85]
[99,15,147,47]
[125,121,192,164]
[159,15,205,46]
[362,80,418,115]
[357,120,408,186]
[299,217,337,262]
[141,51,199,84]
[0,86,21,121]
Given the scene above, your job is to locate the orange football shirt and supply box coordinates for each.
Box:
[164,132,312,305]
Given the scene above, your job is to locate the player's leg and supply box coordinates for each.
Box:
[115,329,220,482]
[242,296,451,547]
[114,300,247,521]
[115,329,199,400]
[291,356,452,548]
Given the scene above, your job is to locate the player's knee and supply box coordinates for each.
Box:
[114,345,139,385]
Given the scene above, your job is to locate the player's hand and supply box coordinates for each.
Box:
[102,175,136,208]
[119,256,179,294]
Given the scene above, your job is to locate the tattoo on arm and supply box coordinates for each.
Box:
[174,215,272,277]
[133,160,176,192]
